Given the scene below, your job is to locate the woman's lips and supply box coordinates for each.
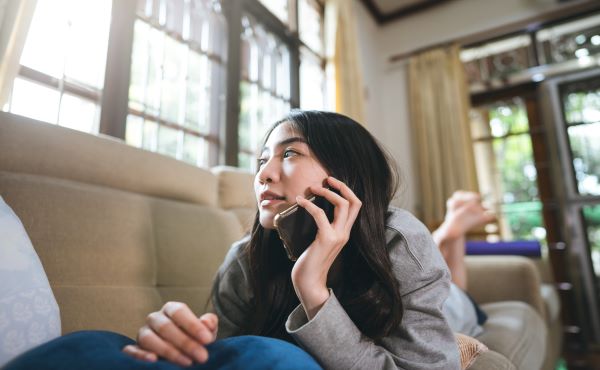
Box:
[260,199,286,208]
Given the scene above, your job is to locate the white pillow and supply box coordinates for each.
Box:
[0,196,61,367]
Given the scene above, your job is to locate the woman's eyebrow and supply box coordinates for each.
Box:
[261,137,307,154]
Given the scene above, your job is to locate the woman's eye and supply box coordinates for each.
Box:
[257,158,267,167]
[283,149,298,158]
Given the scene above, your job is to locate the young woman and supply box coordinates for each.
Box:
[122,110,461,369]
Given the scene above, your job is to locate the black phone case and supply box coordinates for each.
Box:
[274,195,335,261]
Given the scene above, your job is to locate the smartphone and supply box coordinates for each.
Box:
[273,193,335,261]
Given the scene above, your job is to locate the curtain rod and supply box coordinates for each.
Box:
[388,0,600,64]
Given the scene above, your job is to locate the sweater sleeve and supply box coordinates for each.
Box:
[210,237,253,340]
[285,210,460,370]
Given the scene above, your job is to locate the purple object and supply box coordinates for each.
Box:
[465,240,542,258]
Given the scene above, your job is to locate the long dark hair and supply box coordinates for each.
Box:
[244,110,402,341]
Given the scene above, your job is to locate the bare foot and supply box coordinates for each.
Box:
[435,191,496,243]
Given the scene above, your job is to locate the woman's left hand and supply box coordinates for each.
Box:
[291,176,362,319]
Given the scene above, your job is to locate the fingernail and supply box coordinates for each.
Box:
[144,354,156,362]
[198,330,212,343]
[177,355,192,366]
[193,349,207,363]
[296,195,302,202]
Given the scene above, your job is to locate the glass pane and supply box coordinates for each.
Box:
[300,48,325,110]
[189,0,209,47]
[494,134,539,203]
[10,78,60,123]
[536,13,600,65]
[568,123,600,196]
[207,2,228,60]
[143,120,159,151]
[471,100,529,140]
[299,0,323,55]
[20,0,69,78]
[161,37,187,124]
[157,125,181,158]
[63,0,112,88]
[126,114,144,148]
[20,0,111,88]
[276,45,290,99]
[165,0,185,36]
[563,89,600,125]
[258,0,288,25]
[185,51,210,132]
[58,94,99,133]
[460,35,534,87]
[238,152,254,171]
[129,21,150,107]
[182,134,200,165]
[501,202,546,241]
[261,37,274,91]
[146,27,165,115]
[583,205,600,278]
[239,81,253,151]
[182,134,208,167]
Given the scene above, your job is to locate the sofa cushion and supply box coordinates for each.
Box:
[477,301,546,370]
[0,172,157,286]
[540,283,560,323]
[153,198,244,288]
[0,196,61,367]
[211,166,255,210]
[53,286,162,339]
[468,349,516,370]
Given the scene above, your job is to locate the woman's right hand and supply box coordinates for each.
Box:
[122,302,219,367]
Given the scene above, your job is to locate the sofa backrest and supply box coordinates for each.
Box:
[0,112,256,338]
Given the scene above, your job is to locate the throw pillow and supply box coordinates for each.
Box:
[455,333,488,369]
[0,196,61,367]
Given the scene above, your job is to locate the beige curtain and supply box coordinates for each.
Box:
[325,0,364,124]
[408,44,478,229]
[0,0,37,107]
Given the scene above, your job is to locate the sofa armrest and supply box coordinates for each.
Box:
[465,255,546,320]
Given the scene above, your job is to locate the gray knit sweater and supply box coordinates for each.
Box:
[211,207,461,370]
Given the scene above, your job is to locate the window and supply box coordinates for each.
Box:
[237,0,326,171]
[126,0,227,167]
[561,83,600,196]
[238,14,291,169]
[559,77,600,279]
[461,12,600,94]
[4,0,328,169]
[5,0,112,133]
[298,0,326,111]
[470,98,546,242]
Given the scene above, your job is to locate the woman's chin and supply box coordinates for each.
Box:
[258,214,276,230]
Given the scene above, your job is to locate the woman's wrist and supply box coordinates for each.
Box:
[294,283,330,320]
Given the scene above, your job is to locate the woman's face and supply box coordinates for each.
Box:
[254,122,329,229]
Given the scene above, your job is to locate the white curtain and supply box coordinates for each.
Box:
[408,44,479,229]
[324,0,365,124]
[0,0,37,107]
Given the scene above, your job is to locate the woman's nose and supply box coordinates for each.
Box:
[257,158,280,184]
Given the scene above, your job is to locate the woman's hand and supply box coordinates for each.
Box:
[122,302,218,367]
[291,176,362,319]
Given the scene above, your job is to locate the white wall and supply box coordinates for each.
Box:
[352,0,580,214]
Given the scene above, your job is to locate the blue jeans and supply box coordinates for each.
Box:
[3,331,322,370]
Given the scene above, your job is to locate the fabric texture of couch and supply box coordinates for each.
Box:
[0,111,560,369]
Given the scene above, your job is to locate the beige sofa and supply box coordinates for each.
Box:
[0,111,559,369]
